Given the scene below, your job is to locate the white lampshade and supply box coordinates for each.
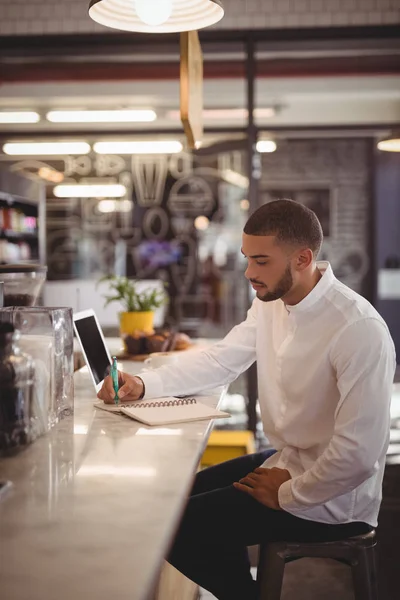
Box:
[377,134,400,153]
[88,0,224,33]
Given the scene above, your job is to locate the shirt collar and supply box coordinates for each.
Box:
[284,261,335,315]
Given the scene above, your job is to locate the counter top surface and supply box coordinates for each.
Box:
[0,355,226,600]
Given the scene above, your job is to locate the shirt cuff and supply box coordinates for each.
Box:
[138,370,164,399]
[278,479,297,511]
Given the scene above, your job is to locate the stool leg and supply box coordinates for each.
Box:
[351,546,378,600]
[257,545,286,600]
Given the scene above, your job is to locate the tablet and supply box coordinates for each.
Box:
[73,309,112,393]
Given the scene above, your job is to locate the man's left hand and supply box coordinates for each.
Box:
[233,467,292,510]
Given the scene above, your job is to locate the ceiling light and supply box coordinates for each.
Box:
[135,0,172,26]
[256,140,277,153]
[3,142,91,156]
[377,135,400,152]
[0,111,40,124]
[205,108,275,120]
[54,184,127,198]
[98,199,133,213]
[167,107,276,121]
[93,141,183,154]
[46,109,157,123]
[88,0,224,33]
[255,108,276,119]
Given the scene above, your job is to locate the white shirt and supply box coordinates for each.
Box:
[140,262,396,526]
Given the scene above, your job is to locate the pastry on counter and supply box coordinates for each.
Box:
[122,329,192,356]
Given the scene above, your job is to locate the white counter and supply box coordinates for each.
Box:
[0,360,226,600]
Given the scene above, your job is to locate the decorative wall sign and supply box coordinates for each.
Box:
[142,206,170,240]
[0,136,372,330]
[132,156,168,207]
[168,175,214,216]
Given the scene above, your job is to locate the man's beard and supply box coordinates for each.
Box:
[256,262,293,303]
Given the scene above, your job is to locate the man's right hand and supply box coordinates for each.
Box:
[97,371,144,404]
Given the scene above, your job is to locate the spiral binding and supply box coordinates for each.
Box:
[123,398,197,409]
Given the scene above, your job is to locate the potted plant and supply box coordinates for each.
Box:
[98,275,168,339]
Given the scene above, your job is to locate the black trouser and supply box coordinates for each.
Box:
[167,450,372,600]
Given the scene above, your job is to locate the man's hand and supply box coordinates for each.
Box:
[97,371,144,404]
[233,467,292,510]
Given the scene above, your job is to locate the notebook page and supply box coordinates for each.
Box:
[93,398,189,413]
[120,400,230,426]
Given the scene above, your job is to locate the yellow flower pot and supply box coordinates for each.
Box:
[120,311,155,338]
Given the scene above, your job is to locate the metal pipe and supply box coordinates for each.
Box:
[245,36,260,436]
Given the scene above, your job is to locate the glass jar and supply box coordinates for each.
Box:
[0,307,74,428]
[0,322,35,457]
[0,264,47,307]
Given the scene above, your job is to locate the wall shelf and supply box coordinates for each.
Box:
[0,169,45,266]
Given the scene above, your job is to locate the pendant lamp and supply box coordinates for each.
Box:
[88,0,224,33]
[377,133,400,153]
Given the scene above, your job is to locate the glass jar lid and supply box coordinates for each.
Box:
[0,264,47,274]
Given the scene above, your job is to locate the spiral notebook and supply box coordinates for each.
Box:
[93,397,231,426]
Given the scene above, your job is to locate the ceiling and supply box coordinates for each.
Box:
[0,25,399,141]
[0,75,399,138]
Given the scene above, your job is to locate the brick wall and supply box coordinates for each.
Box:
[0,0,398,36]
[260,138,373,298]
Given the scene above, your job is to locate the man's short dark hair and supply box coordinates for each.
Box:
[243,199,323,258]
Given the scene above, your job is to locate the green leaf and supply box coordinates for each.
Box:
[98,274,167,313]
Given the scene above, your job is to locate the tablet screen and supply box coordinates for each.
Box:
[74,315,111,385]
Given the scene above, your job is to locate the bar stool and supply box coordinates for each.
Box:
[257,529,378,600]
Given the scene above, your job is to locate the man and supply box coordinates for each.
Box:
[98,199,396,600]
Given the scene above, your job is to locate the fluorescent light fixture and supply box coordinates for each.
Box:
[203,108,276,120]
[0,111,40,124]
[93,141,183,154]
[46,109,157,123]
[167,107,276,121]
[98,199,133,213]
[256,140,277,153]
[3,142,91,156]
[89,0,224,34]
[54,184,127,198]
[255,108,276,119]
[377,136,400,152]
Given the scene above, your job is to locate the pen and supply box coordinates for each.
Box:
[111,356,119,405]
